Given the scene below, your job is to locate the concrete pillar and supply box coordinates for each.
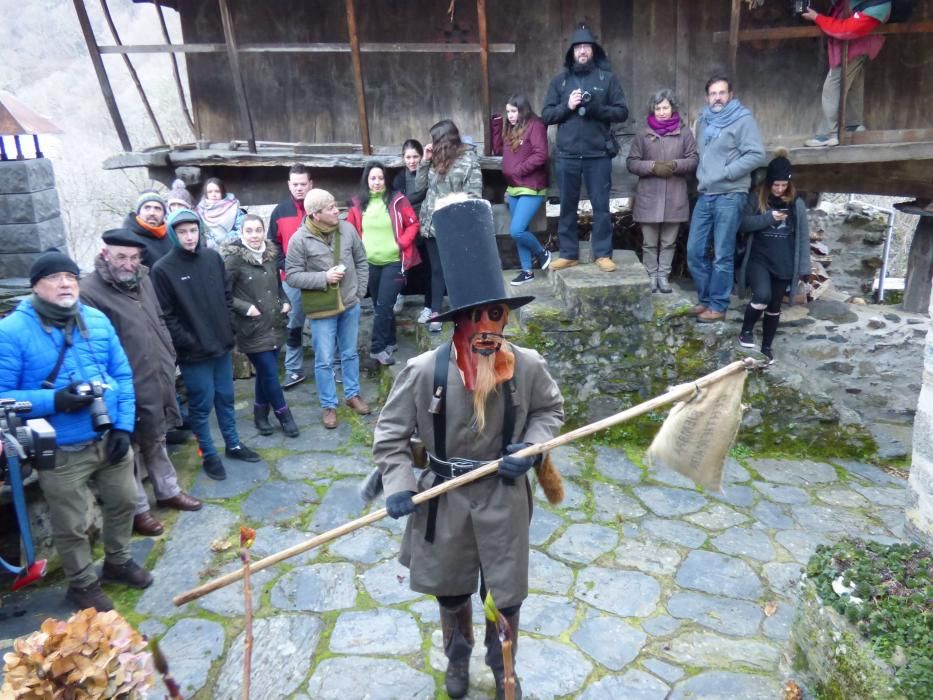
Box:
[0,158,67,279]
[902,217,933,314]
[906,280,933,546]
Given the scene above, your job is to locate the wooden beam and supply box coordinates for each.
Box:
[154,0,197,137]
[477,0,491,157]
[96,42,518,55]
[674,0,690,109]
[100,0,165,145]
[72,0,131,152]
[728,0,741,80]
[713,20,933,43]
[345,0,371,156]
[217,0,257,153]
[848,128,933,145]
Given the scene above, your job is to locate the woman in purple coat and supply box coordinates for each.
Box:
[626,89,698,293]
[500,94,551,286]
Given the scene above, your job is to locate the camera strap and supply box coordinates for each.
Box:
[41,317,77,389]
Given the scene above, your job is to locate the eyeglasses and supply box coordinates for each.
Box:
[112,254,142,264]
[43,273,79,284]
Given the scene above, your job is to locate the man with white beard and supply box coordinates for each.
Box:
[80,229,203,539]
[373,197,564,699]
[0,249,152,611]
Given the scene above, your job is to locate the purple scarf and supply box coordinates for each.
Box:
[647,112,682,136]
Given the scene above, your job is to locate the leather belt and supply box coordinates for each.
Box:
[428,455,488,480]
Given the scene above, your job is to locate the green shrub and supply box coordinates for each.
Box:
[806,538,933,698]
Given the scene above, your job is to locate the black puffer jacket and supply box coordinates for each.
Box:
[222,240,288,354]
[541,26,629,158]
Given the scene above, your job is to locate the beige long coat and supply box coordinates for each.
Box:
[374,343,564,608]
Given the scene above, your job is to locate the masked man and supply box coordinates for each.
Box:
[374,197,564,699]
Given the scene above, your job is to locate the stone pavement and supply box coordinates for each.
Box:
[69,360,904,700]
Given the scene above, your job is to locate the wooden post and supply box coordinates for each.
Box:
[837,41,849,145]
[477,0,491,156]
[675,0,690,115]
[154,0,197,137]
[100,0,166,145]
[345,0,371,155]
[218,0,257,153]
[72,0,132,152]
[729,0,741,83]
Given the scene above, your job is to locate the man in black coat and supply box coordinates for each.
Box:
[151,209,261,481]
[542,25,629,273]
[122,190,173,269]
[80,229,203,537]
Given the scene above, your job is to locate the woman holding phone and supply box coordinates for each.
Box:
[735,150,811,363]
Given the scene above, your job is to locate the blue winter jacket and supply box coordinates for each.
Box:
[0,298,135,445]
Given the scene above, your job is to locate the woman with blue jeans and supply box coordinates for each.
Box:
[347,162,421,366]
[223,215,299,437]
[497,94,551,285]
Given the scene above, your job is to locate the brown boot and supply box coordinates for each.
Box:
[485,609,522,700]
[345,395,371,416]
[689,304,708,316]
[549,257,578,271]
[440,600,474,699]
[322,408,337,429]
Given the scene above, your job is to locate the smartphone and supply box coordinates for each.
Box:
[334,264,347,274]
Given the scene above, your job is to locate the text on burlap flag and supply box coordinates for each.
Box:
[646,369,748,491]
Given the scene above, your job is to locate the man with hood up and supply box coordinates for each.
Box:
[150,209,261,481]
[542,24,629,273]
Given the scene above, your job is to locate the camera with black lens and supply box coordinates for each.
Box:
[0,398,57,474]
[577,90,593,115]
[72,380,113,433]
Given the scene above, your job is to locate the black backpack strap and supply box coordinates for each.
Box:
[425,341,452,543]
[41,318,76,389]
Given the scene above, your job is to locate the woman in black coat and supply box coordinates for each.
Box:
[222,214,299,437]
[735,151,811,363]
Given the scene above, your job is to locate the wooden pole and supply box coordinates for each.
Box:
[729,0,741,83]
[72,0,132,152]
[100,0,166,145]
[173,358,758,606]
[837,41,849,145]
[218,0,257,153]
[154,0,197,137]
[674,0,691,114]
[477,0,491,157]
[345,0,372,155]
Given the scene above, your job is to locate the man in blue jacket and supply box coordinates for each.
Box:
[0,250,152,611]
[542,25,629,273]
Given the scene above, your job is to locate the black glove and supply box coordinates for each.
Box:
[499,442,539,481]
[53,382,96,413]
[106,429,132,465]
[386,490,419,519]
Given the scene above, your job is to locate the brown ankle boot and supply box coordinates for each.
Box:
[440,600,474,698]
[485,609,522,700]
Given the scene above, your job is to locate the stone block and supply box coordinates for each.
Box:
[0,188,61,224]
[0,158,56,194]
[0,252,43,279]
[549,249,653,327]
[0,216,66,253]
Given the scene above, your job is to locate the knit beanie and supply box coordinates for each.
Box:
[766,148,792,183]
[30,248,80,286]
[166,179,194,209]
[304,188,335,214]
[136,189,166,214]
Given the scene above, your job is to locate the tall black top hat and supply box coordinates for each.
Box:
[432,196,535,322]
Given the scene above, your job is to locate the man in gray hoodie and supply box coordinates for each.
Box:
[687,75,766,323]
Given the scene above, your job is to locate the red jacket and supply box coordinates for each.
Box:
[816,2,886,67]
[347,191,422,272]
[500,117,549,191]
[267,194,305,277]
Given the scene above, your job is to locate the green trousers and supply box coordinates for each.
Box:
[37,441,136,588]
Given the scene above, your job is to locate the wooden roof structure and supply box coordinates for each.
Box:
[75,0,933,201]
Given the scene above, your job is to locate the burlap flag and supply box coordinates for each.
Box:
[646,370,748,491]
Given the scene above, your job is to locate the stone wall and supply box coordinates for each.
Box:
[906,289,933,545]
[0,158,67,280]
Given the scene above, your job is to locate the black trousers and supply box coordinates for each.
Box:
[368,261,405,353]
[746,258,789,313]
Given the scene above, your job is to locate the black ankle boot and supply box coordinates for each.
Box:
[276,407,300,438]
[440,600,474,698]
[253,403,273,436]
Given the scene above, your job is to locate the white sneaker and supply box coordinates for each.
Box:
[804,134,839,147]
[428,314,443,333]
[392,294,404,314]
[417,307,433,324]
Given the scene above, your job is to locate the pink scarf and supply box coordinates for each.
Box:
[647,112,682,136]
[197,193,240,247]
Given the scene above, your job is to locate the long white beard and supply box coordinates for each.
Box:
[472,352,500,433]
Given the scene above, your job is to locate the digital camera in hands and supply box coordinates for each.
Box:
[0,398,56,472]
[72,381,113,433]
